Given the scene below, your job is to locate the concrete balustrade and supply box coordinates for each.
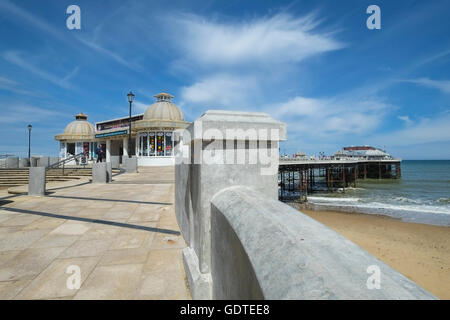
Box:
[28,167,46,196]
[210,186,435,299]
[49,157,60,166]
[31,157,39,167]
[19,158,29,168]
[38,157,50,167]
[175,110,435,300]
[6,157,19,169]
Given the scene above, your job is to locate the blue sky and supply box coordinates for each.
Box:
[0,0,449,159]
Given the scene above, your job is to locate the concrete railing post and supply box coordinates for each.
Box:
[106,162,112,182]
[28,167,46,196]
[110,156,120,169]
[123,156,138,173]
[92,162,107,183]
[175,110,286,299]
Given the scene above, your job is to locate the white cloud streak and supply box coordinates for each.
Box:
[3,51,75,89]
[173,13,344,66]
[269,95,391,137]
[401,77,450,94]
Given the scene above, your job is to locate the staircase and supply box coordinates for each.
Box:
[0,167,120,189]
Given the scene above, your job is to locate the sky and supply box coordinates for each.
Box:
[0,0,449,159]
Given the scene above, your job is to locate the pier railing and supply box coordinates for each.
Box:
[175,110,434,300]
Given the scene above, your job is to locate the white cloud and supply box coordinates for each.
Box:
[371,113,450,147]
[173,13,343,66]
[401,77,450,94]
[270,95,390,137]
[398,115,414,125]
[181,74,259,108]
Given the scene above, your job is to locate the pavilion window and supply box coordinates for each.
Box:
[157,132,164,156]
[143,133,148,156]
[165,132,173,156]
[59,142,66,158]
[149,132,155,156]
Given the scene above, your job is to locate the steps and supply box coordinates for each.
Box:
[0,167,120,188]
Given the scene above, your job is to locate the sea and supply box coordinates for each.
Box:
[305,160,450,227]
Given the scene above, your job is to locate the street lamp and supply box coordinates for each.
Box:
[127,91,135,158]
[27,124,32,163]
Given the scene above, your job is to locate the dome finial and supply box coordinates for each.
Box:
[75,113,88,120]
[154,92,174,102]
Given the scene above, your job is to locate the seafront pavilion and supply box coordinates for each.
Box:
[55,92,190,167]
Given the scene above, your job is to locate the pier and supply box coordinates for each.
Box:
[278,158,402,202]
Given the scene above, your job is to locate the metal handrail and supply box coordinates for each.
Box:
[46,152,87,174]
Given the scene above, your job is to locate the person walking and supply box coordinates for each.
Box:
[96,144,103,163]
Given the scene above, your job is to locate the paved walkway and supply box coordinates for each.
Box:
[0,166,190,299]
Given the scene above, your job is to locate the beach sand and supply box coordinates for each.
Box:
[298,207,450,299]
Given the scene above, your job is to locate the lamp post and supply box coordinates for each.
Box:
[127,91,135,158]
[27,124,32,164]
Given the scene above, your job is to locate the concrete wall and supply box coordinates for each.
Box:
[6,157,19,168]
[175,109,436,300]
[176,110,286,299]
[49,157,60,166]
[210,186,435,299]
[38,157,50,167]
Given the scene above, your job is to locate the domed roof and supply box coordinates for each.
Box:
[55,113,95,141]
[64,113,94,135]
[143,92,184,121]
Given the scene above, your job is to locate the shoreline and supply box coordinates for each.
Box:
[289,202,450,299]
[301,200,450,227]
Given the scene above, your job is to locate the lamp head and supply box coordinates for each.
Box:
[127,91,135,103]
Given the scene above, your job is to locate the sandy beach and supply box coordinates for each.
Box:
[293,206,450,299]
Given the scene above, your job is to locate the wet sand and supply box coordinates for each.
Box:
[298,207,450,299]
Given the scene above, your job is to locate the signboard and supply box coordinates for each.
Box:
[95,130,128,139]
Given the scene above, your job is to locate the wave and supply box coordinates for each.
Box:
[438,197,450,203]
[308,196,360,203]
[307,198,450,226]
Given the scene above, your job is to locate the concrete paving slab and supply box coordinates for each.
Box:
[73,264,143,300]
[59,239,113,258]
[14,256,100,300]
[0,246,66,281]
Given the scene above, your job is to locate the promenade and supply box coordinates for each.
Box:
[0,166,190,299]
